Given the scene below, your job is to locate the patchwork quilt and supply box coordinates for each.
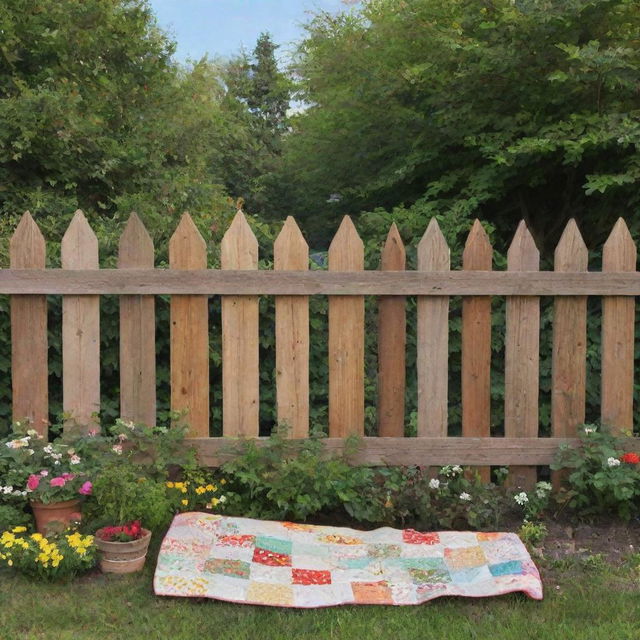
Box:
[154,513,543,607]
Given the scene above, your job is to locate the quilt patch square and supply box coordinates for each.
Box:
[444,546,487,570]
[203,558,250,579]
[351,581,393,604]
[255,536,293,556]
[247,581,294,606]
[252,547,292,567]
[402,530,440,545]
[489,560,523,577]
[292,568,332,586]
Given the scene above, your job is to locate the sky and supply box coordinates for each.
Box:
[148,0,359,63]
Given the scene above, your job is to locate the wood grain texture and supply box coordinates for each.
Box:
[61,210,100,433]
[602,218,636,434]
[221,210,259,437]
[461,219,492,482]
[119,213,156,427]
[417,218,450,437]
[190,436,629,468]
[377,224,406,437]
[504,221,540,489]
[274,216,309,438]
[10,212,48,435]
[1,269,640,296]
[328,216,364,437]
[169,213,209,437]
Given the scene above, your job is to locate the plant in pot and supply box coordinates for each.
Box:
[0,427,94,535]
[89,462,173,573]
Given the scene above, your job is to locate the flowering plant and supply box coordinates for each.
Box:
[97,520,146,542]
[0,525,96,580]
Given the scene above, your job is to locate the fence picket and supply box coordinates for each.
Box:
[274,217,309,438]
[169,213,209,437]
[462,220,492,481]
[119,213,156,427]
[10,212,48,435]
[328,216,364,437]
[417,219,450,437]
[221,210,259,437]
[552,220,588,487]
[378,223,406,437]
[61,210,100,433]
[505,221,540,489]
[602,218,636,434]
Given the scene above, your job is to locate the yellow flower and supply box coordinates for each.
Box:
[181,499,188,506]
[31,533,43,541]
[205,484,214,492]
[220,479,226,485]
[11,526,27,533]
[195,486,205,495]
[166,481,175,489]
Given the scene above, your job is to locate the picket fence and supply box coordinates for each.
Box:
[3,210,639,488]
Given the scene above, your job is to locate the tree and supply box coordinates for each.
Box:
[283,0,640,253]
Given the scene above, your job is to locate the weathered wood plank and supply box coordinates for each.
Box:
[378,224,406,437]
[119,213,156,427]
[602,218,636,434]
[328,216,364,437]
[10,212,48,435]
[169,213,209,437]
[461,219,492,482]
[417,219,450,437]
[505,221,540,489]
[552,220,587,488]
[221,210,259,437]
[2,269,640,296]
[190,436,640,468]
[274,216,309,438]
[61,210,100,433]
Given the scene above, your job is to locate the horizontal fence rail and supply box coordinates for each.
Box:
[6,210,639,489]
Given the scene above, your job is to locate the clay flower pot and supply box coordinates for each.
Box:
[95,528,152,573]
[30,499,82,534]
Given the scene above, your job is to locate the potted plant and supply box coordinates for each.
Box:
[94,520,151,573]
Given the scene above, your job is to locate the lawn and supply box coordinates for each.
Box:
[2,546,640,640]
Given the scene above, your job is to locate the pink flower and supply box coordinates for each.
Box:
[39,470,49,477]
[61,473,76,481]
[79,481,92,495]
[112,444,123,455]
[50,477,66,487]
[26,474,40,491]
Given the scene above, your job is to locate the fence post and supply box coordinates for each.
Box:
[274,216,309,438]
[328,216,364,437]
[119,213,156,427]
[504,221,539,489]
[221,210,259,437]
[378,223,406,437]
[417,218,450,437]
[462,220,492,482]
[169,213,209,437]
[61,210,100,433]
[601,218,636,434]
[10,212,48,435]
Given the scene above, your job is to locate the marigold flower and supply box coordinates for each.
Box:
[181,499,188,506]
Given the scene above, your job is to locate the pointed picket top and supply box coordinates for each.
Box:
[417,217,449,271]
[118,212,154,269]
[221,209,258,270]
[380,223,405,271]
[603,217,636,271]
[169,212,207,269]
[10,211,46,268]
[328,215,363,270]
[554,219,588,272]
[274,216,308,270]
[463,219,492,270]
[61,210,98,269]
[507,220,539,271]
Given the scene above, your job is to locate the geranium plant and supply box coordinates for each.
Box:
[97,520,145,542]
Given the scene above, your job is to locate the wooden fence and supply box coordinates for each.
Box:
[3,210,639,488]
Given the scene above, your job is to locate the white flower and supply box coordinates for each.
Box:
[21,491,27,496]
[429,478,440,490]
[583,426,597,435]
[69,454,81,465]
[26,449,34,456]
[43,445,54,454]
[441,465,463,478]
[112,444,123,455]
[12,490,22,497]
[535,482,552,498]
[118,433,128,442]
[607,457,621,468]
[459,492,471,501]
[27,429,38,437]
[5,437,29,449]
[53,460,60,465]
[514,491,529,505]
[2,486,13,494]
[219,495,227,503]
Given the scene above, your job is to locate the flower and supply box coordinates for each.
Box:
[428,478,440,490]
[459,492,471,501]
[26,475,40,491]
[181,499,188,506]
[79,481,92,495]
[112,444,123,455]
[5,437,30,449]
[69,455,81,465]
[40,470,49,477]
[607,457,621,467]
[514,492,529,505]
[583,426,597,435]
[50,477,66,488]
[2,485,13,494]
[621,453,640,464]
[535,481,552,498]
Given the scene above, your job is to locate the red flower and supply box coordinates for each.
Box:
[620,453,640,464]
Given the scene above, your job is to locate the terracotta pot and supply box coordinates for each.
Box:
[30,499,82,535]
[94,528,152,574]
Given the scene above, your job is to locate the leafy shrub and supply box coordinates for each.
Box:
[0,505,32,532]
[518,521,548,549]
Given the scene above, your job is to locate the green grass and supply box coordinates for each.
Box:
[1,552,640,640]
